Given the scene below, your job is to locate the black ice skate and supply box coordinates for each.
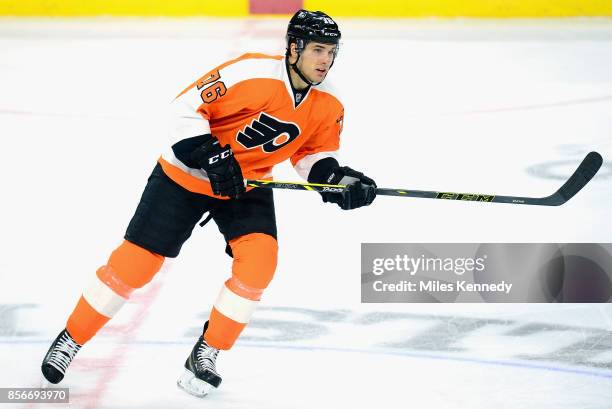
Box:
[177,321,222,397]
[41,329,82,384]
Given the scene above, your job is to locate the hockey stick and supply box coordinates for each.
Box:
[246,151,603,206]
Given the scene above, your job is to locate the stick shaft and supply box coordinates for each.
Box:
[246,182,531,204]
[245,152,602,207]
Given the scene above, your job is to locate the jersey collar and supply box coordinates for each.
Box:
[282,57,312,109]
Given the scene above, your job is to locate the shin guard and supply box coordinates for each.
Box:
[205,233,278,350]
[66,240,164,344]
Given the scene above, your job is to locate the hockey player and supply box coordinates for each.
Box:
[41,9,376,397]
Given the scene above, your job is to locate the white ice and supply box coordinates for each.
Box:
[0,17,611,409]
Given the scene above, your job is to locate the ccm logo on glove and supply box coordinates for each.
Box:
[208,148,232,165]
[191,135,246,198]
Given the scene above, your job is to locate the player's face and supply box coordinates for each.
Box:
[297,42,337,83]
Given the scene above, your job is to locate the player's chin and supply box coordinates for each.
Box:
[312,69,328,81]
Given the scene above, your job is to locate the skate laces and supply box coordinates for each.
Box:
[196,340,219,373]
[48,332,81,373]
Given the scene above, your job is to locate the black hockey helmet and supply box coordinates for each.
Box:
[286,9,341,47]
[285,10,341,86]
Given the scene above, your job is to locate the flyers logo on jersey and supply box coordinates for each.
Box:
[237,113,301,153]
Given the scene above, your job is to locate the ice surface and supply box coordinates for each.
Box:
[0,17,611,409]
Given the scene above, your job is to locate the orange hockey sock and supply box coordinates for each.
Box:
[66,240,164,345]
[205,233,278,350]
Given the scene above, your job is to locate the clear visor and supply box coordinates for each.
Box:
[294,38,341,59]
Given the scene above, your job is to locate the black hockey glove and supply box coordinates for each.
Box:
[190,135,246,198]
[320,166,377,210]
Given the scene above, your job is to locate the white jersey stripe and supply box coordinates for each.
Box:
[168,98,212,147]
[161,148,273,183]
[294,151,339,180]
[162,148,211,181]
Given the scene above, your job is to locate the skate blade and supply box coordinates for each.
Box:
[177,369,215,398]
[40,377,52,389]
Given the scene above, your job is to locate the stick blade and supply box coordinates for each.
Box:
[553,151,603,205]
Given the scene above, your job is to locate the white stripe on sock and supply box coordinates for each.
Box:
[82,276,127,318]
[213,285,258,324]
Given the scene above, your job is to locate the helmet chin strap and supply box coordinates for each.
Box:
[289,52,325,87]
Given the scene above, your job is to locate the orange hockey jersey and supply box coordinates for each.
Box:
[159,53,344,198]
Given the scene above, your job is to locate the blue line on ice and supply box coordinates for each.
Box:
[8,339,612,380]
